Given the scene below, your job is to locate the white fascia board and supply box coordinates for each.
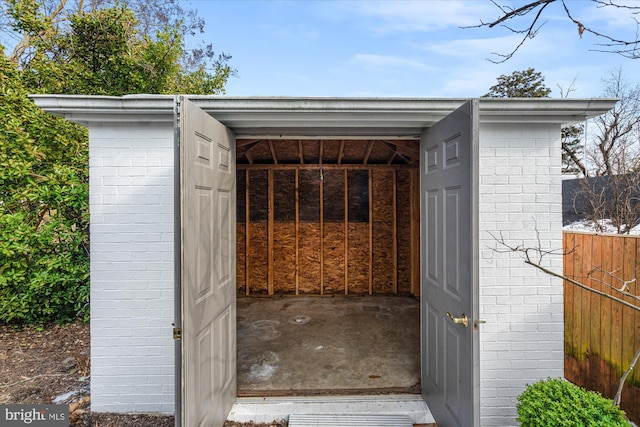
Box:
[29,95,617,136]
[478,98,618,125]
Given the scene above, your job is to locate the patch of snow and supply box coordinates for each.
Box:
[563,219,640,235]
[53,385,89,404]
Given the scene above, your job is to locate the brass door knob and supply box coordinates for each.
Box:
[446,312,469,328]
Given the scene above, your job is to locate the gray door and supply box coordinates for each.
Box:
[180,98,236,427]
[420,100,479,427]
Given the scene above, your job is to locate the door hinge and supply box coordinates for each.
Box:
[173,327,182,340]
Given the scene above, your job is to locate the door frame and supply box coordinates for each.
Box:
[174,102,480,427]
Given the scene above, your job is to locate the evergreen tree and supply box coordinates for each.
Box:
[485,68,585,175]
[484,68,552,98]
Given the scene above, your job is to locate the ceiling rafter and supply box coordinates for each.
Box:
[236,139,261,148]
[386,151,397,165]
[245,150,254,164]
[268,140,278,164]
[363,140,375,164]
[382,141,418,161]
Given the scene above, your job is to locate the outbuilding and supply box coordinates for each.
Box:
[32,95,615,427]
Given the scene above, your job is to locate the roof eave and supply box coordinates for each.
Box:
[29,95,617,137]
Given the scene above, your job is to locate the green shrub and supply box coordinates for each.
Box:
[0,54,90,325]
[517,378,628,427]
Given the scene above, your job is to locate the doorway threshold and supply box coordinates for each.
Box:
[226,394,436,426]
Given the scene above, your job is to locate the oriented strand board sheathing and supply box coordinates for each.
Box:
[347,222,370,294]
[372,222,395,294]
[323,170,345,221]
[299,170,320,221]
[372,170,395,222]
[274,170,296,221]
[372,170,395,294]
[322,140,341,164]
[302,140,320,164]
[273,222,296,294]
[396,170,412,294]
[248,223,268,295]
[323,222,346,294]
[249,170,268,222]
[237,222,246,294]
[299,222,321,294]
[342,140,368,164]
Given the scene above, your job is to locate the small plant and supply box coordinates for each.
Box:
[517,378,628,427]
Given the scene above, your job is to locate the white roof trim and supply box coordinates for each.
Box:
[30,95,617,137]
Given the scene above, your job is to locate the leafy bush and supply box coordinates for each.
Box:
[0,54,90,325]
[517,378,628,427]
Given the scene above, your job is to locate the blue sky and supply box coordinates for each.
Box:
[193,0,640,98]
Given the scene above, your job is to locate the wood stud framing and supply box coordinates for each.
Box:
[238,139,420,297]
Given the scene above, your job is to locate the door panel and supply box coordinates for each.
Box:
[420,100,479,427]
[181,98,236,427]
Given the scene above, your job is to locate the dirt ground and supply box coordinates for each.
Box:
[0,322,284,427]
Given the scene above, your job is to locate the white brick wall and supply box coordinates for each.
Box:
[89,122,175,413]
[85,118,565,422]
[478,122,564,426]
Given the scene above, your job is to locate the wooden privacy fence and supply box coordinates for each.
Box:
[563,231,640,423]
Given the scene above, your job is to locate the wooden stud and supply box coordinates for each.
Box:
[344,169,349,295]
[320,168,324,295]
[368,169,373,296]
[393,168,398,295]
[338,140,345,165]
[319,140,324,295]
[409,169,419,296]
[268,170,274,296]
[298,140,304,164]
[295,169,300,295]
[245,169,250,296]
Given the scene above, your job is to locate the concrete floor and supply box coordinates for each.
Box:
[237,296,421,395]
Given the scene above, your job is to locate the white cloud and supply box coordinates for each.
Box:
[257,24,320,40]
[350,53,435,71]
[321,0,496,34]
[568,1,640,33]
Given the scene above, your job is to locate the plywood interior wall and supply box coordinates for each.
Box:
[236,162,420,297]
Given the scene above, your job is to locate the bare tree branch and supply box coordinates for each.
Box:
[468,0,640,61]
[491,229,640,408]
[614,347,640,406]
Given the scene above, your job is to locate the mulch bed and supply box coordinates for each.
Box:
[0,322,283,426]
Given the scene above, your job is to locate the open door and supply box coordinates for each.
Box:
[179,98,236,427]
[420,100,479,426]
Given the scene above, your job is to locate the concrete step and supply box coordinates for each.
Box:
[226,394,436,425]
[289,413,413,427]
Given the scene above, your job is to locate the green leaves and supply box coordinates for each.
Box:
[1,2,232,325]
[517,378,628,426]
[0,54,89,325]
